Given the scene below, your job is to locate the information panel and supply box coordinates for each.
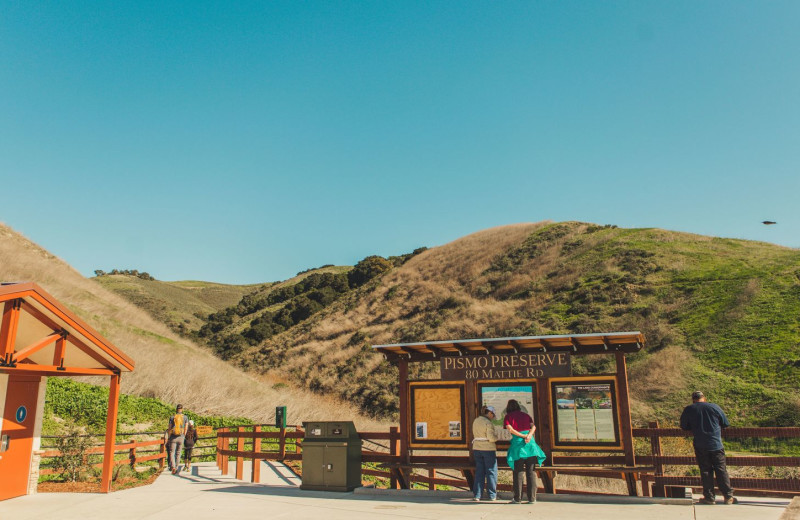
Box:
[478,381,537,442]
[550,377,622,449]
[409,382,466,448]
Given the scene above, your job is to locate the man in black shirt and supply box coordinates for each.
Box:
[679,391,736,505]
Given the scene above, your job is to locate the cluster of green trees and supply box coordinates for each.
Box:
[198,249,427,360]
[199,256,394,349]
[94,269,155,280]
[296,264,334,276]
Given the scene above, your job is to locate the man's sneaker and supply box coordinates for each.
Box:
[510,499,522,504]
[724,497,738,505]
[488,497,497,502]
[473,497,481,502]
[698,497,716,505]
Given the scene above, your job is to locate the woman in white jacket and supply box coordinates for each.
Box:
[471,405,499,501]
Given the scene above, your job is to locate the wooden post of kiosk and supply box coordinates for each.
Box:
[100,372,121,493]
[397,358,411,488]
[536,377,556,493]
[616,352,638,496]
[463,380,477,490]
[398,358,410,463]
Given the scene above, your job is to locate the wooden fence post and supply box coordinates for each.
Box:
[252,426,261,483]
[159,438,166,471]
[389,426,400,489]
[649,421,665,497]
[129,445,136,469]
[278,425,286,460]
[236,426,245,480]
[216,429,222,471]
[221,428,230,475]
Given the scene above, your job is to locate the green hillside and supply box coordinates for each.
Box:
[99,222,800,428]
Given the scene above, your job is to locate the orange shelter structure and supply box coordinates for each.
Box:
[0,282,134,500]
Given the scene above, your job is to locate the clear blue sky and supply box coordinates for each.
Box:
[1,2,798,284]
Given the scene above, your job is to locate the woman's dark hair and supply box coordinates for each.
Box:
[506,399,521,413]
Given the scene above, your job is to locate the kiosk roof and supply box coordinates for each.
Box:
[372,331,645,362]
[0,282,134,375]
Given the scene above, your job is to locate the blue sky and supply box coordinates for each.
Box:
[1,2,798,284]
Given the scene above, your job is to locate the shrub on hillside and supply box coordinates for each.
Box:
[94,269,155,280]
[348,256,393,288]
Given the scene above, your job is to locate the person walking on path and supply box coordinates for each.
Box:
[680,391,736,505]
[471,405,499,501]
[504,399,546,504]
[183,420,198,471]
[166,404,188,474]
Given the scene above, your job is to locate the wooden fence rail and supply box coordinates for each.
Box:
[38,433,217,478]
[40,423,800,497]
[635,422,800,498]
[215,423,800,497]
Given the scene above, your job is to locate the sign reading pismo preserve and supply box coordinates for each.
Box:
[440,352,571,380]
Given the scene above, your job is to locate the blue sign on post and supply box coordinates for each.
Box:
[16,406,27,423]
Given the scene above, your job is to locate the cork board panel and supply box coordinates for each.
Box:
[409,383,466,447]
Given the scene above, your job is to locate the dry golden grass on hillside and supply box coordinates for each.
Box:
[0,223,384,429]
[258,223,551,391]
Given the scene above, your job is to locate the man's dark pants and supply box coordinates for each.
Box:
[694,448,732,500]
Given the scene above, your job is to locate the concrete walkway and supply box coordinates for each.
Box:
[1,462,792,520]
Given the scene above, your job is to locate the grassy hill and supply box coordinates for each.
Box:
[92,274,261,336]
[182,221,800,427]
[0,223,382,432]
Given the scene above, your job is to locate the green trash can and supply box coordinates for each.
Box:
[300,421,362,491]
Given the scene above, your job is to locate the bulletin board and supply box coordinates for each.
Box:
[549,376,623,450]
[409,381,467,449]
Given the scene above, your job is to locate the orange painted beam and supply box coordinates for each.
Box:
[2,364,116,377]
[13,332,61,363]
[53,336,66,368]
[101,373,121,493]
[0,299,21,358]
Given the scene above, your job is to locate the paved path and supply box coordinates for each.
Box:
[0,462,791,520]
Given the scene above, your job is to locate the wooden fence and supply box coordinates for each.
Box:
[38,431,216,477]
[636,422,800,498]
[41,424,800,497]
[216,423,800,497]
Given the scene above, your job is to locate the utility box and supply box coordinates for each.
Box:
[300,421,362,491]
[275,406,287,429]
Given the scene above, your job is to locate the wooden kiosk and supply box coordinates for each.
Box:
[0,282,135,500]
[372,331,646,495]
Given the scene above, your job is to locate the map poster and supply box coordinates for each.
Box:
[478,384,536,428]
[552,380,620,447]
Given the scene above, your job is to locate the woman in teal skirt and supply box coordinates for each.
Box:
[503,399,546,504]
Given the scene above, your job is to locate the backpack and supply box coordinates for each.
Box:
[171,413,185,435]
